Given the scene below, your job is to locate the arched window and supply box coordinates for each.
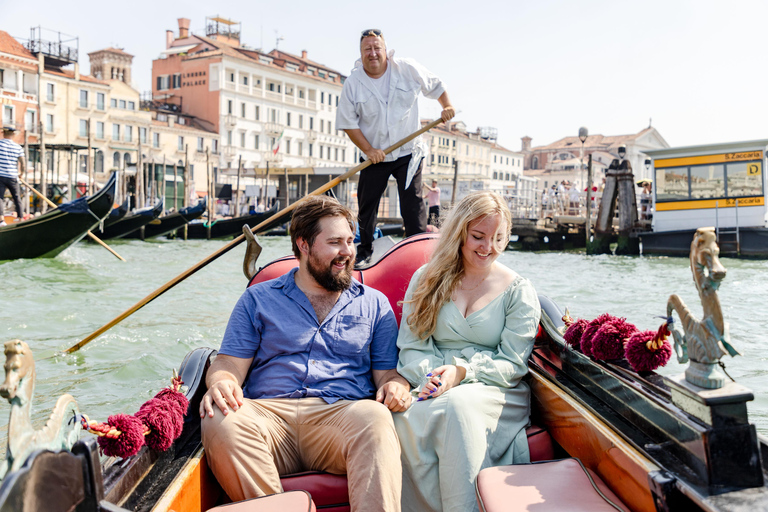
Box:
[124,152,132,165]
[113,152,120,168]
[532,156,539,169]
[95,150,104,173]
[177,160,184,167]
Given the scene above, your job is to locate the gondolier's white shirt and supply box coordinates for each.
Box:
[336,50,446,163]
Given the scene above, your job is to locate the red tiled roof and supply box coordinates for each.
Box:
[43,66,107,84]
[169,35,347,85]
[0,31,36,60]
[531,128,655,152]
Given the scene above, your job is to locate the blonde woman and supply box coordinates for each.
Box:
[393,191,541,512]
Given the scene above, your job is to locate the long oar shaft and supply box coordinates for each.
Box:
[18,177,126,262]
[65,117,445,354]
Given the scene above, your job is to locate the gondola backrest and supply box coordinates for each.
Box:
[247,234,439,326]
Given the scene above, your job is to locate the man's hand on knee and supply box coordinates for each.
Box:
[200,379,245,418]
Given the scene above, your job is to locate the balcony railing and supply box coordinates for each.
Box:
[306,130,318,142]
[224,115,237,127]
[264,122,284,136]
[263,152,283,163]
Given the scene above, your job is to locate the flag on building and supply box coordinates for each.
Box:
[272,130,285,155]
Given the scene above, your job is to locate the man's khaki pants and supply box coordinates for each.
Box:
[201,397,402,512]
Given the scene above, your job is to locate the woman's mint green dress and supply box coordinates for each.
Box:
[394,265,541,512]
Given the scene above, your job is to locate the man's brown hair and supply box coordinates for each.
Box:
[290,196,355,259]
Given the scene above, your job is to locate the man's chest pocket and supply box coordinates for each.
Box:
[355,89,380,120]
[332,315,373,356]
[392,81,420,113]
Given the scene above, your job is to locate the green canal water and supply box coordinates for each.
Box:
[1,237,767,452]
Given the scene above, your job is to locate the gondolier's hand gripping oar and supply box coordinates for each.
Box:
[62,117,447,354]
[17,177,126,262]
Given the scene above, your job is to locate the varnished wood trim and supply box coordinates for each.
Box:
[151,447,221,512]
[529,368,659,512]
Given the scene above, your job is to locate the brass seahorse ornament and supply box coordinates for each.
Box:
[666,227,740,389]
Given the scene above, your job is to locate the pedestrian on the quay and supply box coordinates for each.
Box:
[422,179,441,227]
[0,126,26,227]
[337,28,455,265]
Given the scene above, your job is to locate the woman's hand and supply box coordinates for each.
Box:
[417,365,466,400]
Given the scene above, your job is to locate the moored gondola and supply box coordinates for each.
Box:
[0,172,117,261]
[185,202,286,239]
[123,199,207,240]
[104,198,130,228]
[92,199,164,240]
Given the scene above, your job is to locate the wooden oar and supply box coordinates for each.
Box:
[64,117,445,354]
[18,177,126,262]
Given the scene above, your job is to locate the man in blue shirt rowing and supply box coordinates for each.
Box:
[200,196,411,511]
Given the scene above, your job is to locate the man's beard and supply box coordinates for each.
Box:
[307,251,353,292]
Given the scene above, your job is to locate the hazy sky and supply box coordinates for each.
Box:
[6,0,768,152]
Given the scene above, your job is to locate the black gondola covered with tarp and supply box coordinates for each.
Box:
[0,172,117,260]
[123,199,207,240]
[92,199,164,240]
[185,202,286,239]
[104,198,130,228]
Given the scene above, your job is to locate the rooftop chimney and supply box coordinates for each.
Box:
[166,30,174,49]
[178,18,190,39]
[301,50,307,60]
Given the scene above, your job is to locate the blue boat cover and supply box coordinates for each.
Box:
[58,197,90,214]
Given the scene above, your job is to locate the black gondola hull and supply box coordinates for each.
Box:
[123,199,207,240]
[185,204,287,239]
[93,200,164,240]
[0,173,117,260]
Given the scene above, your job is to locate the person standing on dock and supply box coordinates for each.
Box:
[337,28,455,265]
[200,196,410,511]
[0,126,26,226]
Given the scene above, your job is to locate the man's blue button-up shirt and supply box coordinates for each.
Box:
[219,268,399,403]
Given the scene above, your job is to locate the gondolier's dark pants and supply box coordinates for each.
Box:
[357,154,426,259]
[0,176,23,219]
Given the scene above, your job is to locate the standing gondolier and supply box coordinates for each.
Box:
[0,126,26,227]
[337,28,455,265]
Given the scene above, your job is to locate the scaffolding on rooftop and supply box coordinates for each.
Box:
[24,26,79,67]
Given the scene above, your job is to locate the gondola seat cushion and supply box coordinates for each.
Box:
[208,490,315,511]
[475,458,628,512]
[277,425,555,512]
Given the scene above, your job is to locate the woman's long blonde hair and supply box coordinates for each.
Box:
[405,191,512,340]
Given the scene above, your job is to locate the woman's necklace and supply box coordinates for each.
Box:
[459,271,491,291]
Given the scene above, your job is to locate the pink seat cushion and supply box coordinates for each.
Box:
[276,424,554,512]
[476,459,628,512]
[208,490,315,512]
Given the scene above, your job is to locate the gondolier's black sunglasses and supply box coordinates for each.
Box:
[360,29,383,41]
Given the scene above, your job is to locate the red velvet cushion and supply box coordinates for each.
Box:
[280,472,349,509]
[526,424,555,461]
[276,424,554,511]
[476,459,628,512]
[208,490,315,512]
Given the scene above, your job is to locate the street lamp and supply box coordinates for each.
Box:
[578,127,588,191]
[618,144,626,160]
[644,157,652,180]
